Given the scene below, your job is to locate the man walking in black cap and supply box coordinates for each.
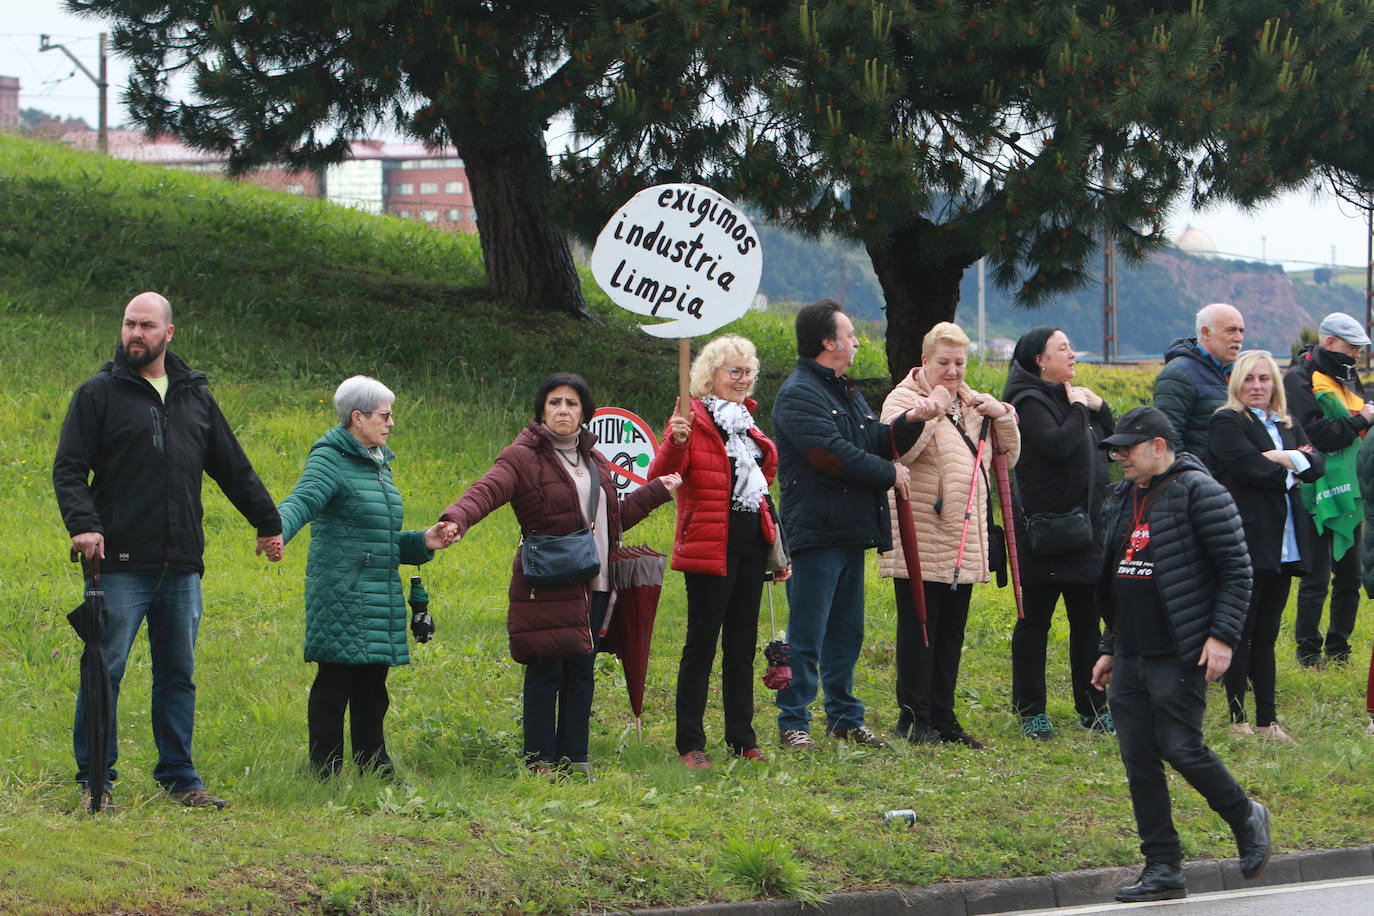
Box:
[1090,406,1271,902]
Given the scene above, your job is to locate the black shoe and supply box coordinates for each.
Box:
[894,723,941,745]
[940,730,984,749]
[1233,800,1272,880]
[1114,863,1187,902]
[1297,654,1326,670]
[825,724,890,749]
[1325,652,1350,667]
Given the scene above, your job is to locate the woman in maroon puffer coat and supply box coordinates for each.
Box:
[648,335,780,769]
[441,372,679,779]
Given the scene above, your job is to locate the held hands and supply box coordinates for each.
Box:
[1360,402,1374,422]
[255,534,283,562]
[1197,636,1233,683]
[72,532,105,561]
[668,397,691,446]
[905,385,954,422]
[425,521,460,550]
[657,472,683,494]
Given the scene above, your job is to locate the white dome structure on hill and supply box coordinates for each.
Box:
[1175,225,1219,258]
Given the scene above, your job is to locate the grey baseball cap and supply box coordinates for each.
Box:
[1318,312,1370,347]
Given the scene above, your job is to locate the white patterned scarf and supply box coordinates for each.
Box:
[703,395,768,512]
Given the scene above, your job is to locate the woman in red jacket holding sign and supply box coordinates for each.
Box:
[650,335,780,769]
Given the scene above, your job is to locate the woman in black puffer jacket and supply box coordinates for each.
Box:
[1002,327,1116,741]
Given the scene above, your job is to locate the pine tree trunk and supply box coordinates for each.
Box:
[456,122,588,317]
[866,218,981,384]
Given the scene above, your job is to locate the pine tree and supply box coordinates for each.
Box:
[69,0,663,316]
[561,0,1374,378]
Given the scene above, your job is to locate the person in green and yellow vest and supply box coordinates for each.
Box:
[1283,313,1373,669]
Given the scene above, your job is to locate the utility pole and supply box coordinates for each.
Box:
[977,257,985,358]
[39,33,108,154]
[1102,170,1117,363]
[1366,197,1372,370]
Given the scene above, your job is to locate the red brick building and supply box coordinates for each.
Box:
[60,130,477,235]
[0,76,20,133]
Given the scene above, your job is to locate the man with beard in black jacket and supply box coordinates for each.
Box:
[54,292,283,812]
[1090,406,1270,903]
[1284,312,1374,668]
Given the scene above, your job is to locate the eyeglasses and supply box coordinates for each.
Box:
[1107,441,1150,460]
[366,409,393,421]
[724,367,757,381]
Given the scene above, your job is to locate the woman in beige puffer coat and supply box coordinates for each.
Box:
[880,322,1020,747]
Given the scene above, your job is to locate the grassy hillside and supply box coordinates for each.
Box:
[1,134,1370,916]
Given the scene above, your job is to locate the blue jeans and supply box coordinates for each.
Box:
[74,570,204,792]
[522,592,609,766]
[775,546,867,732]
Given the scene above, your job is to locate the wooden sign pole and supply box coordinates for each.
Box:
[678,337,692,414]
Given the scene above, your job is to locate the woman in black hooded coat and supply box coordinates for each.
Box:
[1002,327,1116,741]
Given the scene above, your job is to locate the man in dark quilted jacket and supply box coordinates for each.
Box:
[1090,406,1271,903]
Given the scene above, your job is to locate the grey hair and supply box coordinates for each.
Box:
[334,375,395,426]
[1196,302,1233,337]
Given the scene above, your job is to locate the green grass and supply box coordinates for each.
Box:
[1,133,1372,915]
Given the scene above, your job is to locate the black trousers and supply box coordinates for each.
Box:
[1226,570,1292,726]
[1011,582,1107,719]
[677,547,765,755]
[308,661,392,776]
[1109,654,1251,866]
[1295,521,1361,662]
[894,580,972,738]
[522,591,608,766]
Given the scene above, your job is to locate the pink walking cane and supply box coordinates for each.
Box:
[951,416,991,588]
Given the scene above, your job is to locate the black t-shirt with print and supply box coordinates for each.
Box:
[1111,513,1176,657]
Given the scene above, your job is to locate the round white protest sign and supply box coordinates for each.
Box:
[589,407,659,497]
[591,183,763,339]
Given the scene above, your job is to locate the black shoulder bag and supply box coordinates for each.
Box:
[520,469,602,589]
[1021,409,1097,555]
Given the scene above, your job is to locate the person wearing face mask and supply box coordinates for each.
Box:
[648,335,779,769]
[1209,352,1324,743]
[879,321,1020,748]
[1001,327,1114,742]
[439,373,680,779]
[1283,312,1373,668]
[1152,302,1246,457]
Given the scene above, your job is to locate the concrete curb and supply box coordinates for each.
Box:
[629,845,1374,915]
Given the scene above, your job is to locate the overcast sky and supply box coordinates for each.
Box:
[5,0,1372,274]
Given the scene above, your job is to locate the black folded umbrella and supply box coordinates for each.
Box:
[68,552,112,812]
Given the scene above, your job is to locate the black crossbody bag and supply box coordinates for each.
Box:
[1019,410,1097,555]
[520,470,601,589]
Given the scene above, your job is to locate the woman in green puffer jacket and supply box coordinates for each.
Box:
[277,376,456,778]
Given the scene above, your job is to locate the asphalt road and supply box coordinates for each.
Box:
[999,875,1374,915]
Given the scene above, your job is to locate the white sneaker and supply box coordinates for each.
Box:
[1366,717,1374,736]
[1255,723,1295,744]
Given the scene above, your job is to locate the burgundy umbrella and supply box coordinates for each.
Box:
[889,426,928,646]
[599,544,667,740]
[990,425,1025,620]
